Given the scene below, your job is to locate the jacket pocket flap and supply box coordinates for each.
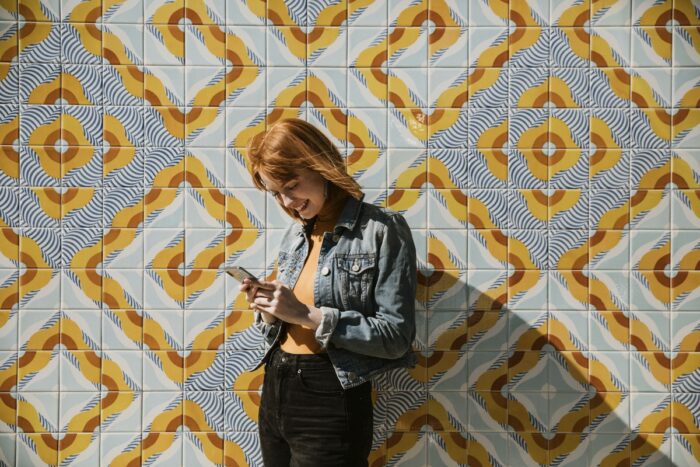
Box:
[336,254,376,274]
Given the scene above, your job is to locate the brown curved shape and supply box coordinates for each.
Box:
[142,431,160,449]
[102,391,118,407]
[165,350,184,367]
[18,19,36,37]
[183,8,203,24]
[492,50,509,68]
[0,291,18,310]
[466,212,484,229]
[43,88,62,104]
[126,211,144,228]
[388,91,405,108]
[669,173,689,189]
[102,292,120,310]
[507,414,524,432]
[103,142,120,163]
[508,267,524,284]
[508,350,525,368]
[492,383,508,406]
[671,108,689,126]
[17,416,37,434]
[491,229,508,246]
[0,393,15,409]
[187,107,202,121]
[183,170,203,187]
[1,130,18,147]
[60,333,77,350]
[612,311,630,328]
[424,414,444,431]
[143,334,160,351]
[226,64,244,86]
[166,252,185,270]
[429,27,445,44]
[631,92,650,108]
[103,48,120,66]
[547,333,566,351]
[451,90,468,108]
[385,431,402,449]
[84,23,100,41]
[655,12,673,39]
[590,51,607,68]
[145,90,163,107]
[410,10,429,27]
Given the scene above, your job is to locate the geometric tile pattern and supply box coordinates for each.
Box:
[0,0,698,465]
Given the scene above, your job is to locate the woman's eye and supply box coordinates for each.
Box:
[289,184,298,191]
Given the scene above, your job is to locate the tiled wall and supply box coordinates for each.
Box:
[0,0,699,465]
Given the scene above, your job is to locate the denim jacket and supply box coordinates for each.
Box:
[253,193,417,389]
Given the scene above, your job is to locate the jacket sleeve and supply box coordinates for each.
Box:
[254,310,283,348]
[314,213,417,359]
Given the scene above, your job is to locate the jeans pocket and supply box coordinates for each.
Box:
[298,367,344,395]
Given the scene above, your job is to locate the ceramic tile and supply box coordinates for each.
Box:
[102,433,142,464]
[0,434,14,465]
[589,308,629,350]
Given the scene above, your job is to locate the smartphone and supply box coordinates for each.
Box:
[225,266,258,283]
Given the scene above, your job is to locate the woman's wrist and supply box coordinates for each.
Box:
[303,305,323,330]
[259,310,277,324]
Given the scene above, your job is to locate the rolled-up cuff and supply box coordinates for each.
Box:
[254,311,280,338]
[315,306,340,348]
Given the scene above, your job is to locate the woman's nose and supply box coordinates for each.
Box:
[279,193,296,208]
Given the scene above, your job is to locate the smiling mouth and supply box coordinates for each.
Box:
[296,200,309,212]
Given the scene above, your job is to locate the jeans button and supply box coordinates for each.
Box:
[348,371,357,380]
[321,266,330,276]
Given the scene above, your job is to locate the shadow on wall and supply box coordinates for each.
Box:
[364,274,681,466]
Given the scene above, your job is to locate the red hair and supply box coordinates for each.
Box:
[247,118,364,224]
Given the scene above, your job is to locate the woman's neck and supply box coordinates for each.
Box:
[314,184,348,227]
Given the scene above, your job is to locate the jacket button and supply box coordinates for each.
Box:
[348,372,357,380]
[351,263,360,272]
[332,234,340,242]
[321,266,330,276]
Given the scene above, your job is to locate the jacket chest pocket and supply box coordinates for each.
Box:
[335,253,376,313]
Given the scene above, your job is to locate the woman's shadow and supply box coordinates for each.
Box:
[368,276,676,466]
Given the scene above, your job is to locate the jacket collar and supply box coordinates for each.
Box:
[295,192,365,237]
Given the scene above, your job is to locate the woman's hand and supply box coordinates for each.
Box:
[239,278,276,324]
[250,279,322,329]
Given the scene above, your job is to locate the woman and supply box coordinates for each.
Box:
[239,118,417,467]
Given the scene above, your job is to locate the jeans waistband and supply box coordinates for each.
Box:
[269,346,333,371]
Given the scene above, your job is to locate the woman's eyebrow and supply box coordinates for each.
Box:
[263,176,297,193]
[281,178,298,188]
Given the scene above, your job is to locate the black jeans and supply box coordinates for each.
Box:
[259,347,373,467]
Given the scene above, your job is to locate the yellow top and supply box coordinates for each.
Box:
[280,186,349,354]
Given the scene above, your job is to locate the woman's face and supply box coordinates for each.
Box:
[259,168,327,219]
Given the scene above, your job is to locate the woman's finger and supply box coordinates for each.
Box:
[252,301,271,312]
[253,279,276,290]
[252,296,272,306]
[254,288,274,299]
